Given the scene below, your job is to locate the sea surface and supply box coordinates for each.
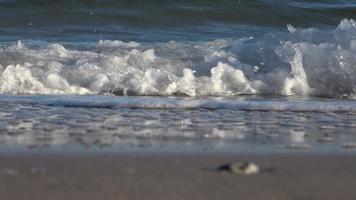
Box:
[1,0,356,153]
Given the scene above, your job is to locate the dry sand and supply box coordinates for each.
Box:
[0,153,355,200]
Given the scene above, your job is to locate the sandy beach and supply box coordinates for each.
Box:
[0,152,355,200]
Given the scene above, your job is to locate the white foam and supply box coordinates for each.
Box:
[287,24,297,33]
[1,19,356,98]
[98,40,140,48]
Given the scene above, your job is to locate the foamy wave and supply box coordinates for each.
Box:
[1,19,356,98]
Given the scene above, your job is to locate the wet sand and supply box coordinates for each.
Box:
[0,152,355,200]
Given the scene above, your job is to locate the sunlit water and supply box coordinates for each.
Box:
[0,95,356,153]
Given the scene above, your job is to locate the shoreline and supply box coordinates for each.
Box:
[1,152,355,200]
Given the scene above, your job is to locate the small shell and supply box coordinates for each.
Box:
[218,162,259,175]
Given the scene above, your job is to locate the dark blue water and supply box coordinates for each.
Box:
[1,0,356,42]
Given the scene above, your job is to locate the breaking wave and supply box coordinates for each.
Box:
[1,19,356,98]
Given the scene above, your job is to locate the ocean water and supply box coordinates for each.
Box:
[1,0,356,152]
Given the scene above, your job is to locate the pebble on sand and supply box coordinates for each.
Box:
[217,162,259,175]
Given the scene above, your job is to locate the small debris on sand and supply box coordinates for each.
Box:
[217,162,259,175]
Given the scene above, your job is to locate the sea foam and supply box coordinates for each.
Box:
[1,19,356,98]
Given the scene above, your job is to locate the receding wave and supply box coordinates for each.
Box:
[1,95,356,112]
[1,19,356,98]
